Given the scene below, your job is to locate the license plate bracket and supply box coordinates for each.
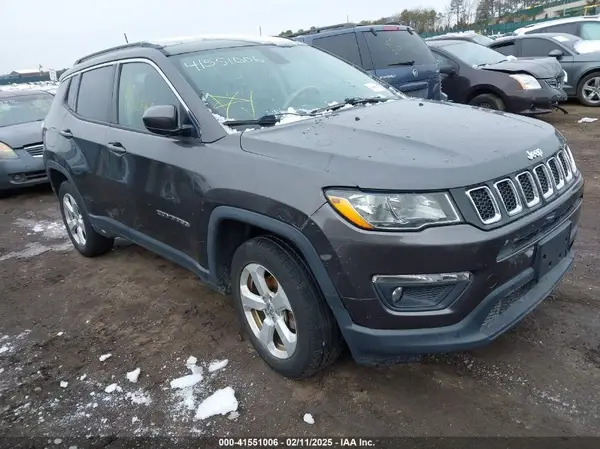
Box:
[535,222,571,279]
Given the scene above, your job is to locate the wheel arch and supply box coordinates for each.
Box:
[45,161,73,196]
[466,85,508,105]
[207,206,350,322]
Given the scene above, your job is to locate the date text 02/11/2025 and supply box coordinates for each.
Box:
[218,438,376,447]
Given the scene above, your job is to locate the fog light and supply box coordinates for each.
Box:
[372,272,471,311]
[391,287,404,303]
[13,174,25,182]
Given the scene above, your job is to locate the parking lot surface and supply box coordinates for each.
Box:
[1,104,600,438]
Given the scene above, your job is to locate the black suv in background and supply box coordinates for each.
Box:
[290,23,443,101]
[44,36,583,379]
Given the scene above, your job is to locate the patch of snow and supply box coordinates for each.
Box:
[69,446,78,449]
[126,389,152,405]
[228,411,240,421]
[186,356,202,375]
[0,241,72,261]
[60,381,68,388]
[126,368,141,383]
[54,439,62,445]
[208,359,228,372]
[303,413,315,424]
[15,219,67,240]
[80,374,87,381]
[170,373,203,389]
[0,368,4,373]
[104,383,121,393]
[0,346,9,354]
[57,332,64,336]
[99,353,112,362]
[578,117,598,124]
[194,387,238,420]
[132,416,139,424]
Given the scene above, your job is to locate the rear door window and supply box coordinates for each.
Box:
[312,33,362,67]
[76,65,115,122]
[492,41,517,56]
[581,22,600,40]
[363,29,435,69]
[520,38,563,57]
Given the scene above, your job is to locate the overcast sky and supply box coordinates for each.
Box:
[1,0,447,73]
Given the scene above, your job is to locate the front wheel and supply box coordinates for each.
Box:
[577,72,600,107]
[469,93,505,111]
[58,181,114,257]
[230,236,343,379]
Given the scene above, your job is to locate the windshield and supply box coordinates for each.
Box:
[443,41,508,66]
[471,34,494,46]
[362,29,436,67]
[0,93,53,127]
[171,44,399,121]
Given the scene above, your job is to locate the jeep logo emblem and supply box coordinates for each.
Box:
[412,68,419,78]
[526,148,543,160]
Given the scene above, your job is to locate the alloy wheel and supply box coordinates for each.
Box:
[582,77,600,105]
[63,193,86,246]
[239,263,297,359]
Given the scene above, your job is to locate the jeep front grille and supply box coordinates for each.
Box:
[466,149,578,225]
[466,186,501,224]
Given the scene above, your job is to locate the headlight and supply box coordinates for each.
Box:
[509,74,541,90]
[565,145,578,175]
[0,142,18,159]
[324,189,462,231]
[562,70,568,84]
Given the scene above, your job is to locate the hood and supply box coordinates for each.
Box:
[480,57,562,78]
[239,99,561,190]
[0,120,43,149]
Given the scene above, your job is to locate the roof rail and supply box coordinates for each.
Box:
[284,22,357,39]
[73,41,163,65]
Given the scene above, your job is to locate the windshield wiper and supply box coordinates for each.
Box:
[388,60,415,66]
[309,97,388,115]
[222,115,281,127]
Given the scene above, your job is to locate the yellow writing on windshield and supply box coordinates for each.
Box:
[206,92,255,120]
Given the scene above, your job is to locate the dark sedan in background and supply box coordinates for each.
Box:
[425,32,495,46]
[0,89,53,197]
[489,33,600,107]
[427,39,567,114]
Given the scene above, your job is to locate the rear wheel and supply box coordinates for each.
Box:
[58,181,114,257]
[469,93,505,111]
[231,236,343,379]
[577,72,600,107]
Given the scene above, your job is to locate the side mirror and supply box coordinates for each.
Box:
[439,64,457,76]
[142,104,181,136]
[548,49,563,59]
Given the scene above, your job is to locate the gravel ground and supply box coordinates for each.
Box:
[1,104,599,439]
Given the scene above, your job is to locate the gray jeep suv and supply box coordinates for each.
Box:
[43,35,583,379]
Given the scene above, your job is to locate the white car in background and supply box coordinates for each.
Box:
[514,15,600,40]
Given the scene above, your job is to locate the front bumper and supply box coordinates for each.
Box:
[506,86,567,115]
[306,175,583,364]
[0,148,47,191]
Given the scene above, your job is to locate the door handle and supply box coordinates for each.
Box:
[107,142,127,155]
[59,129,73,139]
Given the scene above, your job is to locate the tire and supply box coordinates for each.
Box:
[231,236,343,379]
[469,93,505,111]
[0,190,10,199]
[58,181,114,257]
[577,72,600,107]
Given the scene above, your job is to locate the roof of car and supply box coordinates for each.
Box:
[64,35,303,78]
[0,89,51,98]
[491,32,578,44]
[426,39,471,48]
[514,15,600,34]
[290,23,413,40]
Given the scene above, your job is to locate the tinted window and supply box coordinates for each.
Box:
[539,23,579,35]
[312,33,362,67]
[66,74,80,111]
[0,93,54,127]
[492,41,517,56]
[431,51,454,67]
[581,22,600,40]
[76,65,114,122]
[363,30,435,69]
[118,62,179,131]
[171,45,397,121]
[521,38,562,57]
